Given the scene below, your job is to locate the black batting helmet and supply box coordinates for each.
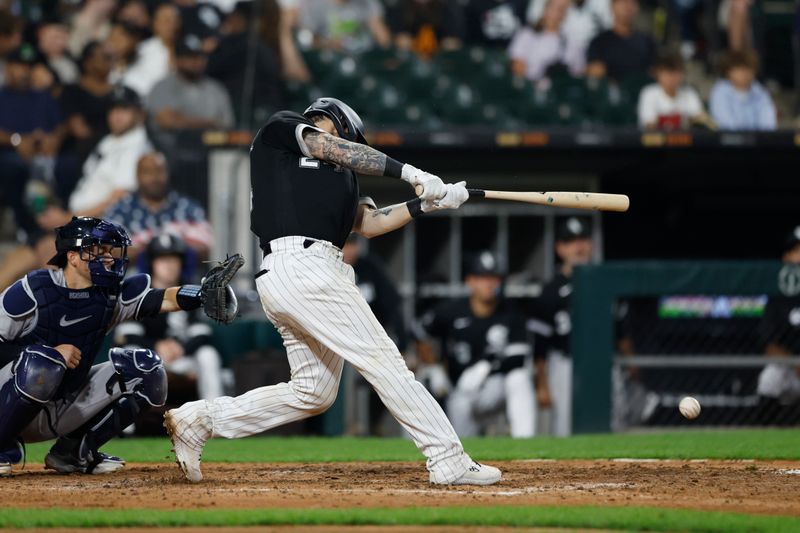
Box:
[147,232,187,259]
[303,97,367,145]
[465,251,505,277]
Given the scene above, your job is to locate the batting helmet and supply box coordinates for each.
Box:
[465,251,505,277]
[303,97,367,144]
[48,217,131,289]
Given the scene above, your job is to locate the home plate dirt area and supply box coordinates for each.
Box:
[2,460,799,516]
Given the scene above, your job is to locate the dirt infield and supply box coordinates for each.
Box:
[2,460,800,516]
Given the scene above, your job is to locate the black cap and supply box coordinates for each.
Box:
[109,84,141,109]
[465,251,503,277]
[6,44,40,65]
[784,225,800,254]
[147,233,187,259]
[556,217,592,242]
[175,35,205,57]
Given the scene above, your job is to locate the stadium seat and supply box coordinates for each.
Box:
[437,83,482,125]
[324,56,364,100]
[302,48,343,79]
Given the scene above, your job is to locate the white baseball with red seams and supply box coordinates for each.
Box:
[679,396,701,419]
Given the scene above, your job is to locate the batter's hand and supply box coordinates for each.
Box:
[54,344,82,369]
[401,164,445,202]
[422,181,468,212]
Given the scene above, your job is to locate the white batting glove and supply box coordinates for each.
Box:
[401,164,445,202]
[422,181,469,212]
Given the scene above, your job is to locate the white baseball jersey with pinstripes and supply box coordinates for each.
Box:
[202,236,474,482]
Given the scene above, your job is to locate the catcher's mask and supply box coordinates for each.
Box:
[48,216,131,290]
[303,97,368,145]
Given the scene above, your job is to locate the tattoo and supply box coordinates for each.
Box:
[304,131,387,175]
[371,206,393,218]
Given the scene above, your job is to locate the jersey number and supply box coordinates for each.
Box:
[299,157,320,169]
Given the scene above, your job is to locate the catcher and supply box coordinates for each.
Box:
[0,217,242,475]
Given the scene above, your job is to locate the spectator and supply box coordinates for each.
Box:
[417,252,535,438]
[342,233,407,435]
[275,0,312,82]
[299,0,391,53]
[528,0,611,53]
[174,0,225,52]
[586,0,656,82]
[637,53,706,130]
[0,45,66,241]
[36,18,79,85]
[527,217,594,436]
[709,49,776,131]
[67,85,152,216]
[106,20,147,88]
[68,0,117,58]
[386,0,465,57]
[508,0,585,81]
[60,41,115,161]
[0,85,151,291]
[756,226,800,411]
[207,1,284,125]
[125,2,181,96]
[721,0,754,52]
[31,59,61,97]
[147,36,234,149]
[104,152,214,260]
[0,9,22,86]
[115,0,152,33]
[115,233,225,401]
[464,0,528,48]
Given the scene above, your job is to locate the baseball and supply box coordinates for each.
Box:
[679,396,701,419]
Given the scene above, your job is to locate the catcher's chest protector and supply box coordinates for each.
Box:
[22,270,116,396]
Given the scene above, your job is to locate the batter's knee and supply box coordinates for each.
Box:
[108,347,168,407]
[292,380,339,415]
[14,345,67,403]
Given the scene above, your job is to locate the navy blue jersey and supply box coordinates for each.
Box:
[0,269,157,396]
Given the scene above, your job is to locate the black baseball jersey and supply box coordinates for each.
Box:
[420,298,531,383]
[528,273,571,360]
[250,111,360,250]
[758,295,800,353]
[114,308,213,356]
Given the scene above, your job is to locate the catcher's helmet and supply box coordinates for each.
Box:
[303,97,367,144]
[48,217,132,289]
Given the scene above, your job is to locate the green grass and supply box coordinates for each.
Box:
[0,506,797,531]
[22,429,800,464]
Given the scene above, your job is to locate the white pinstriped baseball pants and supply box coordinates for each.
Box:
[206,237,473,482]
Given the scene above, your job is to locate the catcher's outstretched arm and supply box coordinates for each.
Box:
[159,287,183,314]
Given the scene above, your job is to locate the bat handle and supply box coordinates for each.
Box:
[415,185,485,198]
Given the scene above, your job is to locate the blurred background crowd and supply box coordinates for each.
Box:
[0,0,798,438]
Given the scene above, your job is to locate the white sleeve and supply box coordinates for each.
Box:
[527,0,546,23]
[110,274,153,328]
[295,123,326,158]
[114,138,152,191]
[637,85,659,128]
[684,88,705,117]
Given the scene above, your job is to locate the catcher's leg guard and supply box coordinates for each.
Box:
[49,348,166,473]
[0,346,66,449]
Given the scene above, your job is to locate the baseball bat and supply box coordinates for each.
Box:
[414,185,630,212]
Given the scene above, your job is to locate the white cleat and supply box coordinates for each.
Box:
[430,462,502,486]
[164,401,211,483]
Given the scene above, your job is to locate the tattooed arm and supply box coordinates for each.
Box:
[352,202,416,238]
[303,130,389,175]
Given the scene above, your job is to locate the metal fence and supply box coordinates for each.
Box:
[611,295,800,430]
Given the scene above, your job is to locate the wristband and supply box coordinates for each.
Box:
[406,197,424,218]
[384,157,404,179]
[176,284,203,310]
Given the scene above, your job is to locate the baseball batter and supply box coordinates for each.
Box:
[165,97,502,485]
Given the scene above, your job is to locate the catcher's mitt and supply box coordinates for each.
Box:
[201,254,245,324]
